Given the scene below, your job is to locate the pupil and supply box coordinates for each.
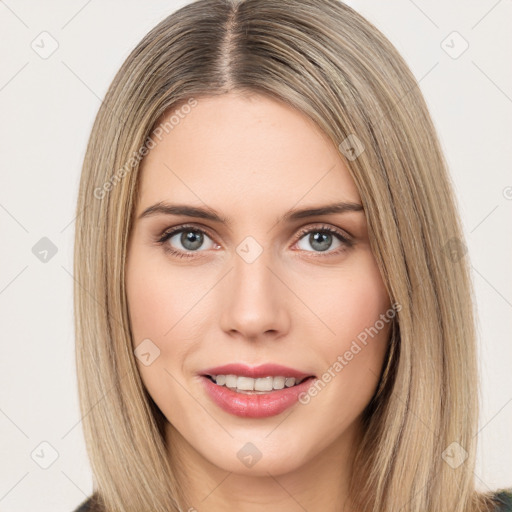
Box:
[182,230,203,250]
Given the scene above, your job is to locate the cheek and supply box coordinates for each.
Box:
[125,249,201,345]
[308,252,391,404]
[313,250,391,346]
[125,249,207,410]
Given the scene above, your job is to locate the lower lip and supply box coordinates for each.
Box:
[200,376,316,418]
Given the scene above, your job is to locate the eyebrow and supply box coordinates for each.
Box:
[137,200,364,226]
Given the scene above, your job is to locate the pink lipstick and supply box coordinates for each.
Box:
[199,363,316,418]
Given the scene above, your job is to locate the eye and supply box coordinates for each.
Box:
[157,224,218,259]
[156,223,353,259]
[293,224,353,256]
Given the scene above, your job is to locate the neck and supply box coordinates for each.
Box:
[165,420,362,512]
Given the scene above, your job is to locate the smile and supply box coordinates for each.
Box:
[206,374,309,393]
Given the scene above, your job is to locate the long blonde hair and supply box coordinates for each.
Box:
[73,1,500,510]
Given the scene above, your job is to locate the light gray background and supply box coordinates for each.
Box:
[0,1,511,511]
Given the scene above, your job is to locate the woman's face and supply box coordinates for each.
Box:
[125,92,392,477]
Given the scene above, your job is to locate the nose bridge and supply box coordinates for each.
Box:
[219,235,289,338]
[234,238,274,300]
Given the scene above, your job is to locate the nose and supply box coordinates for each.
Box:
[218,243,291,342]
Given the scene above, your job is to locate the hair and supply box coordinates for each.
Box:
[73,0,503,511]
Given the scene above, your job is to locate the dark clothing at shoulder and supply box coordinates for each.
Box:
[494,490,512,511]
[73,489,512,511]
[73,496,95,512]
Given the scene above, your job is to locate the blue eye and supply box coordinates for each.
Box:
[294,225,352,254]
[157,223,353,259]
[157,225,217,258]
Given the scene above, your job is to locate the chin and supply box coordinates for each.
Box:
[209,448,307,477]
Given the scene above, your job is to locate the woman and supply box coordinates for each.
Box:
[72,0,511,510]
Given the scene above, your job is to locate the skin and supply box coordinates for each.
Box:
[125,92,392,512]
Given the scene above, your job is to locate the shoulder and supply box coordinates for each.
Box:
[72,496,96,512]
[72,490,512,511]
[493,489,512,511]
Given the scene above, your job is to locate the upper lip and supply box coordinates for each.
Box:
[200,363,315,380]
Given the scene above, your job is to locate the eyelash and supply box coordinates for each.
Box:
[156,223,353,260]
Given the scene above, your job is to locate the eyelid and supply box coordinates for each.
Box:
[157,222,216,244]
[293,223,352,243]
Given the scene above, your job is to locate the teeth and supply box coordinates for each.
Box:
[273,376,285,390]
[285,377,295,388]
[225,375,237,388]
[237,376,255,391]
[210,374,306,392]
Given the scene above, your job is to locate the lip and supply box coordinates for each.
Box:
[200,375,316,418]
[200,363,314,380]
[199,363,317,418]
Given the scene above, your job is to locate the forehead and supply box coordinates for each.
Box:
[136,93,361,215]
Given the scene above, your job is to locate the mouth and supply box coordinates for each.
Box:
[198,363,317,417]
